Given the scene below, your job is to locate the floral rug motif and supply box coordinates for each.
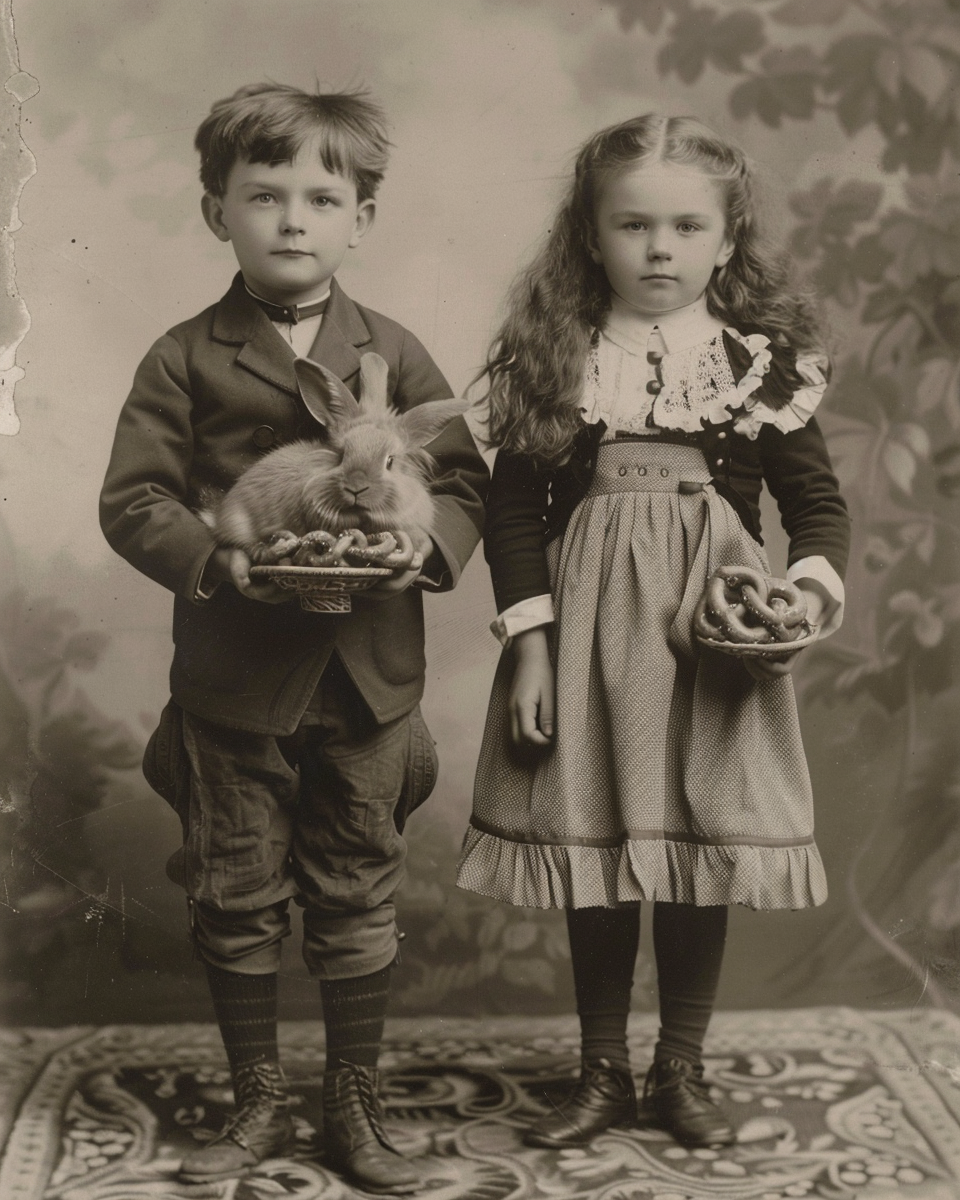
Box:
[2,1009,960,1199]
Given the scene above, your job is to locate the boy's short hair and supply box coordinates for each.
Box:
[195,82,391,202]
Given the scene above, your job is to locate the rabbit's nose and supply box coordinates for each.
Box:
[346,485,369,502]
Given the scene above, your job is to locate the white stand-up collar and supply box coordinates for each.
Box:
[602,290,727,356]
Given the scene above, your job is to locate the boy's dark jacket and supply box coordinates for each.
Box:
[100,273,488,735]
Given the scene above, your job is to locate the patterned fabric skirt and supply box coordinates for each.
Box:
[457,440,827,911]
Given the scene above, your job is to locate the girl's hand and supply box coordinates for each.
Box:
[509,627,555,746]
[744,584,825,681]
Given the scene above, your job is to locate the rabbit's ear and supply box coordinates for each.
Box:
[401,397,471,448]
[294,357,360,428]
[358,352,391,415]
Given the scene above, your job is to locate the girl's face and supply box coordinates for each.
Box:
[590,161,735,316]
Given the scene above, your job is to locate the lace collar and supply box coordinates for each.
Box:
[582,294,828,440]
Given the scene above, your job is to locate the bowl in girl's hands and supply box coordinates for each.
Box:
[693,565,819,657]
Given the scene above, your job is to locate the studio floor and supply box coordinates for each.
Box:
[2,1009,960,1200]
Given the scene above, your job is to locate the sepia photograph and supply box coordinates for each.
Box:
[2,1,960,1196]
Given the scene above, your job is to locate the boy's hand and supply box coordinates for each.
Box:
[364,534,434,599]
[222,547,291,604]
[509,628,555,747]
[744,584,825,681]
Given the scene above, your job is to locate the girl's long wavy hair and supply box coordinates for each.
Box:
[482,114,824,466]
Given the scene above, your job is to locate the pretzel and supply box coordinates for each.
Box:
[697,577,773,645]
[695,566,810,647]
[380,530,420,570]
[332,532,360,562]
[346,531,398,563]
[266,526,422,572]
[342,530,421,571]
[250,530,302,565]
[293,530,339,567]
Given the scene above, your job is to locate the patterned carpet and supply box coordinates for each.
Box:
[2,1010,960,1199]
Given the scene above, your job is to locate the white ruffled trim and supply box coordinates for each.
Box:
[456,825,828,911]
[714,329,772,428]
[578,327,827,441]
[732,349,828,441]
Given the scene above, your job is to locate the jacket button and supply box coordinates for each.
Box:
[618,466,628,477]
[717,431,727,439]
[715,458,724,467]
[253,425,276,449]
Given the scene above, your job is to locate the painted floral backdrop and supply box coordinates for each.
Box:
[2,0,959,1022]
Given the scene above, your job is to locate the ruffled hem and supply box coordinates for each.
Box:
[456,825,828,911]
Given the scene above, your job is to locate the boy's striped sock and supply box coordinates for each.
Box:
[204,961,280,1074]
[319,965,392,1070]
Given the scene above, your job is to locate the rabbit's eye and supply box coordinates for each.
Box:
[385,455,395,470]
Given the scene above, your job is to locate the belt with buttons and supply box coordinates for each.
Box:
[585,439,713,497]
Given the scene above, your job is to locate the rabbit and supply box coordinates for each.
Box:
[211,352,469,556]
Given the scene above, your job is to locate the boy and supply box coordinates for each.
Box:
[100,83,487,1193]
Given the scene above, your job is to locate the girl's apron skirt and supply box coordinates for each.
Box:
[457,440,827,911]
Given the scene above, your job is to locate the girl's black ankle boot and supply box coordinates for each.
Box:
[523,1058,636,1148]
[640,1057,735,1147]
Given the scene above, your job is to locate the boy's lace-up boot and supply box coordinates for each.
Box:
[178,1060,295,1183]
[322,1063,420,1194]
[523,1058,637,1148]
[640,1056,735,1147]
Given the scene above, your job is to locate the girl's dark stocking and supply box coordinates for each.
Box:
[204,961,280,1074]
[652,902,728,1066]
[567,905,641,1071]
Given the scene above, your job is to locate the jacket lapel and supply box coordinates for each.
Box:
[211,274,373,404]
[305,278,371,394]
[212,273,301,397]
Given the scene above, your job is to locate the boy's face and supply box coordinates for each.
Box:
[202,135,375,306]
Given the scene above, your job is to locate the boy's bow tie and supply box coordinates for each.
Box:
[249,292,329,324]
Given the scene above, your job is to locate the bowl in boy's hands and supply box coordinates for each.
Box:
[249,528,422,612]
[693,565,819,657]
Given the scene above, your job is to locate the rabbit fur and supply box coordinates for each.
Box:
[212,352,468,553]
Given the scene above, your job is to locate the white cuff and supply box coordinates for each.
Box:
[787,556,845,639]
[490,593,555,647]
[194,546,221,602]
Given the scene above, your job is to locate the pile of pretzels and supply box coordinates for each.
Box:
[693,565,813,648]
[250,528,420,571]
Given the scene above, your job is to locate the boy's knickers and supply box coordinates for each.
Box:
[143,659,438,979]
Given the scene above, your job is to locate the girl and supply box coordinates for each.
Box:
[457,115,849,1150]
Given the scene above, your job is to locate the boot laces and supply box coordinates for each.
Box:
[213,1062,287,1152]
[580,1060,631,1099]
[235,1060,288,1106]
[346,1065,394,1152]
[644,1058,710,1104]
